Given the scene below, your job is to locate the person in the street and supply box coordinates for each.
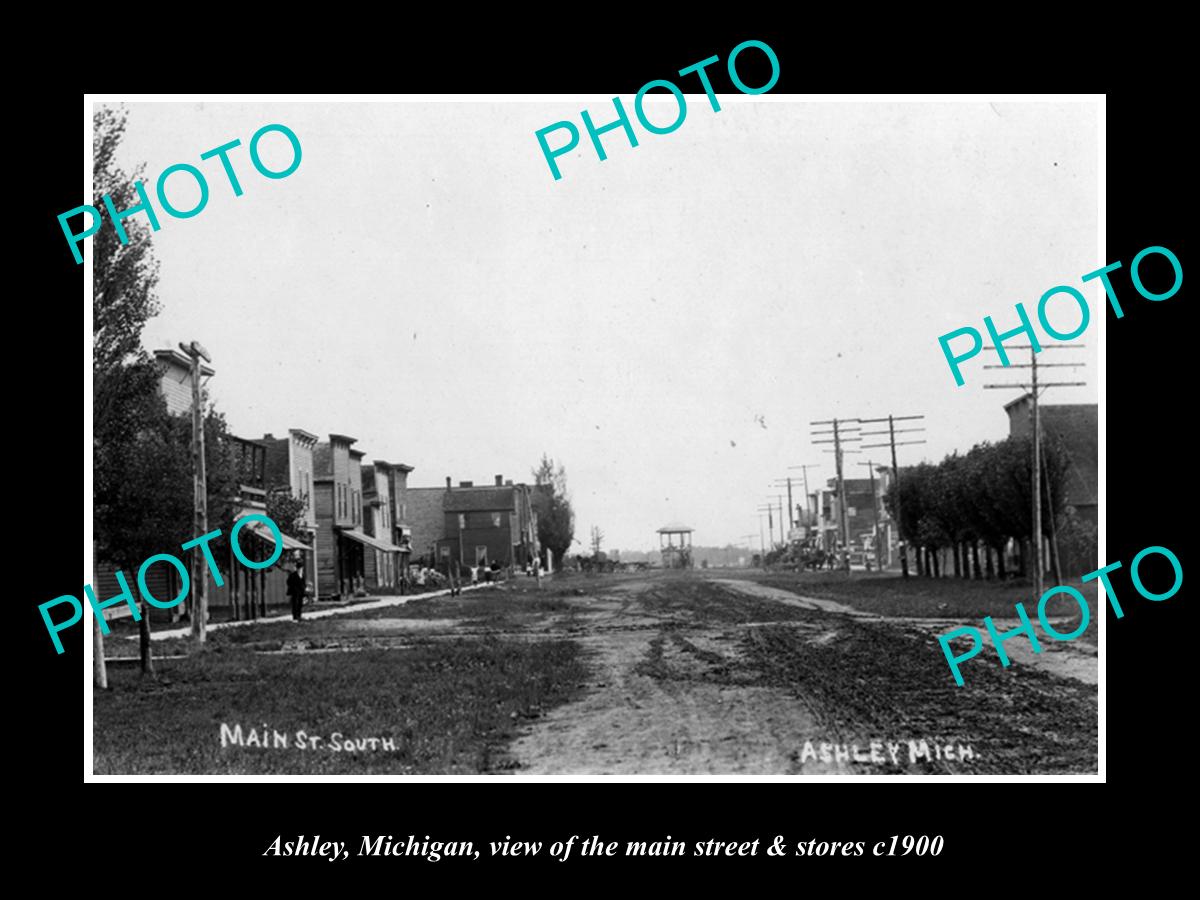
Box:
[446,556,461,596]
[287,561,307,622]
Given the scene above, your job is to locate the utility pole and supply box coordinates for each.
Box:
[773,469,819,538]
[181,340,213,646]
[861,414,926,577]
[773,478,793,530]
[788,464,819,522]
[857,460,882,569]
[757,504,777,548]
[983,344,1085,596]
[811,419,860,573]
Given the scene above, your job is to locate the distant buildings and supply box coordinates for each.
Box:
[108,348,549,614]
[817,471,897,567]
[408,476,541,571]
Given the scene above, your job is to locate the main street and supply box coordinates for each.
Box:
[95,569,1098,775]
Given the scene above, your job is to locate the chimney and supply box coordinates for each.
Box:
[460,480,473,488]
[445,476,452,490]
[495,474,503,486]
[505,479,513,486]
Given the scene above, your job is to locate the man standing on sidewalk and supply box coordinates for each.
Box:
[287,561,307,622]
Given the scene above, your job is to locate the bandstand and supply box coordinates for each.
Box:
[657,523,694,569]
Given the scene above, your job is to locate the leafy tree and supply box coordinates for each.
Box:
[93,106,162,448]
[95,403,241,590]
[266,487,309,540]
[92,106,242,671]
[962,442,1011,578]
[883,434,1073,582]
[886,463,934,575]
[532,454,575,569]
[92,106,163,678]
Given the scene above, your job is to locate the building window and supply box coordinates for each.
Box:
[492,513,502,528]
[458,513,467,530]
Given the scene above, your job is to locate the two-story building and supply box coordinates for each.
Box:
[818,475,894,565]
[409,475,540,572]
[314,436,401,599]
[153,348,214,416]
[387,462,415,559]
[362,460,409,591]
[314,434,361,599]
[262,428,321,599]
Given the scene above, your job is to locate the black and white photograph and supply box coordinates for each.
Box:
[83,94,1104,778]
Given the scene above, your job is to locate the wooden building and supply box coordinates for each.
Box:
[314,434,361,600]
[409,476,540,572]
[261,428,321,599]
[153,348,213,416]
[362,460,409,591]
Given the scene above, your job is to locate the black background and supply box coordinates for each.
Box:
[19,22,1188,887]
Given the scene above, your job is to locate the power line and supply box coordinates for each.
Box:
[983,342,1086,596]
[811,418,862,573]
[860,413,927,578]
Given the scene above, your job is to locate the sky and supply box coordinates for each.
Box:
[104,98,1099,554]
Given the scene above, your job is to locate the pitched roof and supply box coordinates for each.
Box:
[657,522,693,533]
[444,487,516,512]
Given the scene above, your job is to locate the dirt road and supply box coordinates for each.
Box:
[504,572,1097,775]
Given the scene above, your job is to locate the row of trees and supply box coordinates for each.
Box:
[93,108,308,681]
[883,434,1088,581]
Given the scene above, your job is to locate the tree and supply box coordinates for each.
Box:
[266,488,309,540]
[92,106,162,681]
[94,398,241,668]
[532,454,575,568]
[590,525,605,557]
[883,435,1072,584]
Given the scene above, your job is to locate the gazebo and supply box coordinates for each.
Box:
[657,523,694,569]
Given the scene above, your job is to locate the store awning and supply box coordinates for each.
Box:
[240,519,312,552]
[339,528,400,553]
